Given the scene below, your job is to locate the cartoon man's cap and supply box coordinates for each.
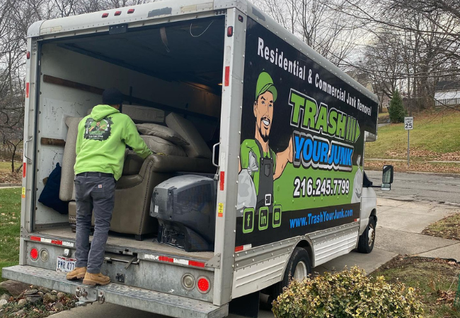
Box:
[255,72,277,102]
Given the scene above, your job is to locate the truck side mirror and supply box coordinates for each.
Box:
[381,165,393,191]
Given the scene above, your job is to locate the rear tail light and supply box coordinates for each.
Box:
[197,277,210,293]
[128,8,135,14]
[30,248,39,260]
[115,10,122,16]
[40,249,49,262]
[102,12,109,18]
[181,274,195,290]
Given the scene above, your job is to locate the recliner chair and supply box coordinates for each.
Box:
[61,116,215,240]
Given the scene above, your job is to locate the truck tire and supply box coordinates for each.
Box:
[269,247,311,302]
[358,216,376,253]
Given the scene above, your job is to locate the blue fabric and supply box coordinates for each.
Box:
[38,163,69,214]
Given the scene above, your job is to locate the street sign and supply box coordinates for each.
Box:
[404,117,413,130]
[404,117,413,166]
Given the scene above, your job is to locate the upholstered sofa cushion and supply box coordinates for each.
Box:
[165,113,212,159]
[122,104,165,123]
[59,117,82,201]
[141,135,186,157]
[136,123,188,146]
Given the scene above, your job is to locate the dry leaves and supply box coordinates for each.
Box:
[0,171,21,184]
[436,290,456,305]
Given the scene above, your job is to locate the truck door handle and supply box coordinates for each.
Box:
[24,137,33,163]
[212,142,220,168]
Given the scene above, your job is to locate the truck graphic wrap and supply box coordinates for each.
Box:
[236,18,378,247]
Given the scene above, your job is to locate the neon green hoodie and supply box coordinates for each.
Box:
[74,105,152,180]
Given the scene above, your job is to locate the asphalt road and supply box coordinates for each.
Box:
[366,170,460,205]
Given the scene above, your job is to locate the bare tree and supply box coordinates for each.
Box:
[357,30,404,101]
[332,0,460,111]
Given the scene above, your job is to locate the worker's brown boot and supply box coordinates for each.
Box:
[66,267,87,280]
[82,272,111,286]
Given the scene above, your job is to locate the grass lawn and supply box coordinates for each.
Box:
[366,110,460,173]
[0,188,21,282]
[423,213,460,241]
[373,257,460,318]
[0,161,22,184]
[0,161,22,172]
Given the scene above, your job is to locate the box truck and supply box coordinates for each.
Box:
[2,0,393,317]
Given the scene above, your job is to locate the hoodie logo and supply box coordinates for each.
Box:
[84,117,113,141]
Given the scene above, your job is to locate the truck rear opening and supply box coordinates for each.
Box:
[30,16,225,248]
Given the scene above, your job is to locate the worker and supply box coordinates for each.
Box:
[66,88,152,285]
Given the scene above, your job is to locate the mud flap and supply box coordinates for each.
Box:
[229,291,260,318]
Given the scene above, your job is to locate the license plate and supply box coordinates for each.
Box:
[56,256,76,273]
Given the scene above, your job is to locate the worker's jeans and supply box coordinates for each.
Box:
[74,174,115,274]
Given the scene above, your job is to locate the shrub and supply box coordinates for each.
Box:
[388,90,406,123]
[272,267,424,318]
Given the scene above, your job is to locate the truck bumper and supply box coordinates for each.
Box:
[2,265,228,318]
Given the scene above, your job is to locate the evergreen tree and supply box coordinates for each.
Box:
[388,90,406,123]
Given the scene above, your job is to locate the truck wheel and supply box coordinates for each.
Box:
[358,216,376,253]
[269,247,311,302]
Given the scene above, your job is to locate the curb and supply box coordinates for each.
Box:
[380,196,460,207]
[408,255,459,265]
[0,184,21,188]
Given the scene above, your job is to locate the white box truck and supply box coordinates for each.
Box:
[2,0,393,317]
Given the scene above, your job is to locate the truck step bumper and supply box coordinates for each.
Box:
[2,265,228,318]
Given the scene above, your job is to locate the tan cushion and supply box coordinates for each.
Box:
[136,123,188,146]
[59,117,82,201]
[141,135,186,157]
[123,104,165,123]
[165,113,212,158]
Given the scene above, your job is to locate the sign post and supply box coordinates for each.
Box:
[404,117,414,166]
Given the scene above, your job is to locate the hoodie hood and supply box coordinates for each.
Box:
[90,104,120,121]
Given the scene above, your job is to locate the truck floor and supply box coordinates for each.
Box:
[37,226,214,261]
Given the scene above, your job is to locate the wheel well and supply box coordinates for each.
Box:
[370,209,377,223]
[296,240,313,268]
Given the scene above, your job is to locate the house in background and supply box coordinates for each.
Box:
[347,70,392,112]
[435,80,460,107]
